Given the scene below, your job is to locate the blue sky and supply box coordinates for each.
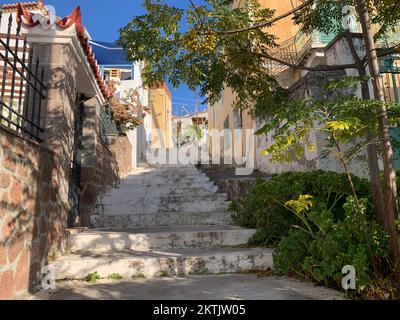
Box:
[30,0,208,116]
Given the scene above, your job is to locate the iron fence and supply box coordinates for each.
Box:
[99,103,118,140]
[267,24,400,75]
[380,56,400,104]
[0,12,46,141]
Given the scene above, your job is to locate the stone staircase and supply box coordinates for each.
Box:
[51,165,273,280]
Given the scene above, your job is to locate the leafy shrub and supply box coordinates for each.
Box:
[230,171,371,246]
[273,196,389,291]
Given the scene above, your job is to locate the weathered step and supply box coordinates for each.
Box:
[100,200,231,216]
[102,193,228,206]
[52,248,274,280]
[162,194,228,202]
[67,226,256,252]
[120,177,212,184]
[160,199,231,213]
[91,211,233,228]
[114,181,218,190]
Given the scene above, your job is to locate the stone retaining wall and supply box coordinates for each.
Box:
[108,135,133,179]
[79,137,120,227]
[216,178,260,201]
[0,126,70,299]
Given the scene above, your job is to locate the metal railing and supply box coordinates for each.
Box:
[267,23,400,75]
[380,56,400,104]
[0,12,46,141]
[99,104,118,140]
[265,29,336,74]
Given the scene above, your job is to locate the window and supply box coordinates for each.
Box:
[224,116,231,150]
[110,69,121,80]
[234,110,243,129]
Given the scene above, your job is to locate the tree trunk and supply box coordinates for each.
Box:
[355,0,400,266]
[344,31,386,226]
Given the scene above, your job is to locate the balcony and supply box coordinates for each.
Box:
[266,24,400,75]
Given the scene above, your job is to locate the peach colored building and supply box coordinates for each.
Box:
[149,83,173,149]
[209,1,400,176]
[208,1,302,167]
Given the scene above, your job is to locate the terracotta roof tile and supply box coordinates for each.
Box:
[1,2,42,12]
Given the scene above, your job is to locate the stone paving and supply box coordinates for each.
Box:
[29,275,344,300]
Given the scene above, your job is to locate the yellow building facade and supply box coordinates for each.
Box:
[149,83,173,149]
[208,0,301,166]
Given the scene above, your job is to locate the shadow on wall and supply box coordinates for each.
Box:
[0,37,134,299]
[79,134,133,225]
[0,127,69,299]
[79,136,121,227]
[0,44,78,299]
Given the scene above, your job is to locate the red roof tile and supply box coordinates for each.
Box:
[1,1,43,12]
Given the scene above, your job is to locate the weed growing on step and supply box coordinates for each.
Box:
[108,273,124,281]
[132,273,147,279]
[238,268,275,278]
[159,271,169,278]
[85,272,102,283]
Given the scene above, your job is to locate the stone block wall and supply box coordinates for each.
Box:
[0,15,135,299]
[79,137,119,227]
[256,70,370,178]
[0,126,69,300]
[78,97,133,227]
[217,178,260,201]
[108,136,133,178]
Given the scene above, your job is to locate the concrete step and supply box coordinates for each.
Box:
[91,211,233,229]
[115,181,217,190]
[100,200,231,216]
[160,200,231,213]
[101,193,228,206]
[162,194,228,203]
[52,248,274,280]
[122,177,211,184]
[107,185,220,196]
[67,226,256,252]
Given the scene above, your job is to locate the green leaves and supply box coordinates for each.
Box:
[325,76,372,90]
[85,272,102,283]
[274,196,389,291]
[118,0,282,110]
[230,170,372,246]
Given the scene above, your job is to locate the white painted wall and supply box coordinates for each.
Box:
[115,62,150,168]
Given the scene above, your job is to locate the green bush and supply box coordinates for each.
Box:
[273,196,389,291]
[230,171,371,246]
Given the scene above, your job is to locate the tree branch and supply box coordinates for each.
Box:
[211,0,314,35]
[189,0,205,30]
[360,43,400,66]
[377,43,400,58]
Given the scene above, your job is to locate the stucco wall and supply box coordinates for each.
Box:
[208,0,301,169]
[256,67,371,178]
[149,84,173,149]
